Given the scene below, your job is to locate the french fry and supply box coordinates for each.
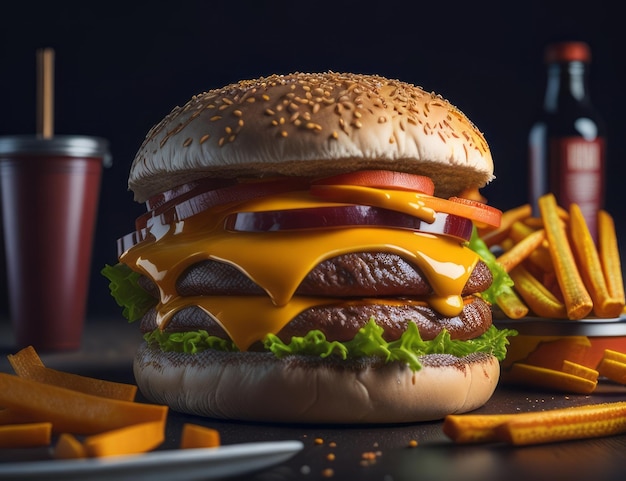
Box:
[83,420,166,457]
[443,402,626,445]
[538,193,593,319]
[561,360,599,382]
[601,349,626,364]
[479,203,532,247]
[509,221,554,275]
[569,204,623,318]
[596,349,626,385]
[0,422,52,448]
[0,372,167,435]
[495,289,529,319]
[54,433,87,459]
[496,228,546,273]
[503,362,597,394]
[495,401,626,446]
[443,412,517,443]
[596,358,626,385]
[8,346,137,401]
[509,265,567,318]
[180,423,221,449]
[598,209,625,309]
[0,408,40,425]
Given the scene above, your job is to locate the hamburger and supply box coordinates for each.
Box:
[103,72,516,423]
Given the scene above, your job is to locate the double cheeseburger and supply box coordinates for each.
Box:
[104,72,516,423]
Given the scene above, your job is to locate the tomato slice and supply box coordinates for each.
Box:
[310,184,502,228]
[448,197,502,228]
[313,170,435,195]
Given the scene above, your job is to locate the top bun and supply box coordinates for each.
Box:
[129,72,494,203]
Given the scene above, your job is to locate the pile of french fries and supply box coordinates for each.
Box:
[0,346,220,457]
[478,193,625,320]
[477,193,626,394]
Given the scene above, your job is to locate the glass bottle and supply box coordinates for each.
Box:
[528,41,606,240]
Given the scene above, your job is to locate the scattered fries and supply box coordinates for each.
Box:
[502,342,626,394]
[480,193,625,320]
[443,401,626,445]
[0,373,167,435]
[8,346,137,401]
[0,346,222,458]
[502,362,597,394]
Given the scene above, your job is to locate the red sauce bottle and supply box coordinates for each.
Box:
[528,41,606,240]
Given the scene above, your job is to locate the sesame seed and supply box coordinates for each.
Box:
[330,131,339,139]
[265,108,275,116]
[210,115,222,122]
[279,130,288,138]
[183,137,192,147]
[233,109,242,117]
[199,134,210,144]
[262,94,270,101]
[225,126,232,134]
[222,98,233,105]
[378,116,387,123]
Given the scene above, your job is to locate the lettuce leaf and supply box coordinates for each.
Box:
[468,227,515,305]
[144,329,238,354]
[145,319,517,372]
[101,263,156,322]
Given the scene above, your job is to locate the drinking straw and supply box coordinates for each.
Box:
[36,48,54,139]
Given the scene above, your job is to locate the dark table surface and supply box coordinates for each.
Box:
[2,317,626,481]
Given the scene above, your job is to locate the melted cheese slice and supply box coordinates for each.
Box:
[120,191,479,351]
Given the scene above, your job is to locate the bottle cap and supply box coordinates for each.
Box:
[544,41,591,63]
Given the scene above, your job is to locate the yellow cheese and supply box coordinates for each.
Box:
[120,190,479,351]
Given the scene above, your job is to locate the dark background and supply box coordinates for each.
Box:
[0,0,624,321]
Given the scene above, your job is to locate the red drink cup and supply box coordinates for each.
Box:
[0,135,111,351]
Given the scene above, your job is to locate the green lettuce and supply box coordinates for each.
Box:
[468,227,515,305]
[101,263,157,322]
[144,319,516,372]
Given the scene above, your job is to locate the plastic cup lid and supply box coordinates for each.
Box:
[0,135,112,167]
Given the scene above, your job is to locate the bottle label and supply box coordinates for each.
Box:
[549,136,605,239]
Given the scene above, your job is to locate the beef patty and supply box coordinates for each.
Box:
[137,252,493,345]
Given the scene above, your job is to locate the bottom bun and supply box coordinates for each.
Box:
[133,341,500,423]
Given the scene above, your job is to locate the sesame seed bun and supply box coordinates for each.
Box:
[129,72,494,203]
